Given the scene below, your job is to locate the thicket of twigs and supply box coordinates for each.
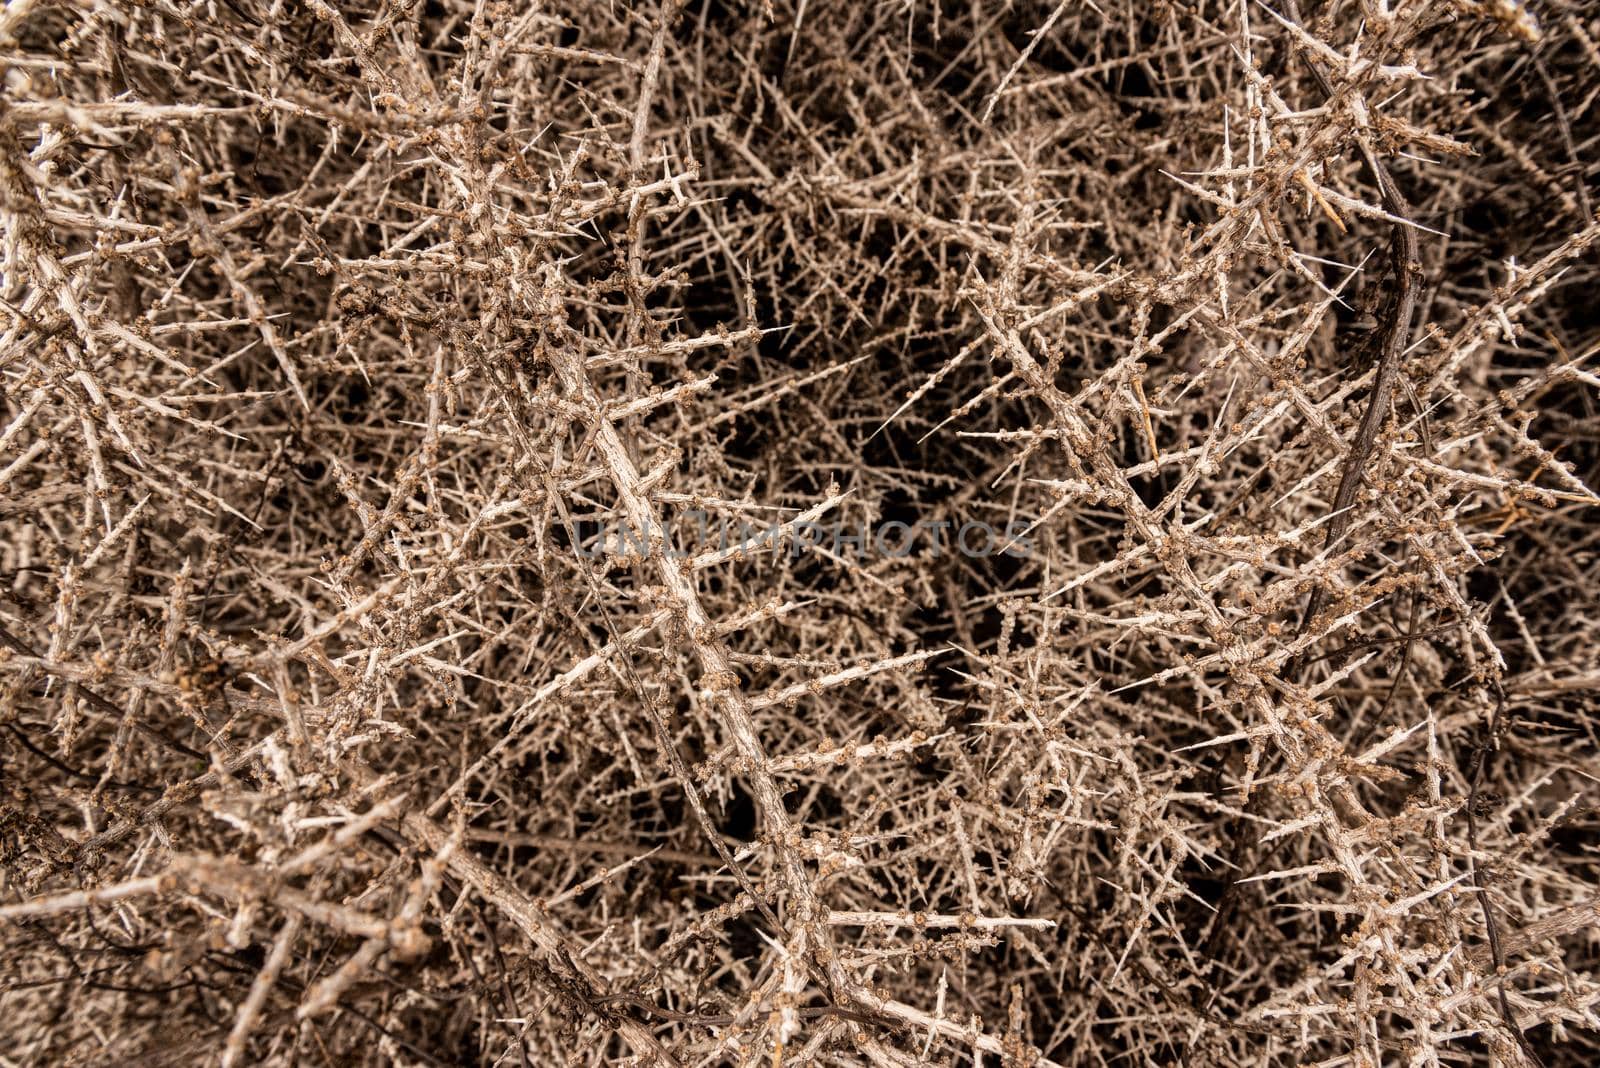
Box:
[2,0,1599,1064]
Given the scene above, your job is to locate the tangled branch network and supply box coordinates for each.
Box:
[3,1,1600,1065]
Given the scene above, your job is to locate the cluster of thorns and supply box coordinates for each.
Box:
[3,0,1600,1065]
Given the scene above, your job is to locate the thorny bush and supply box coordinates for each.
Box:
[2,1,1599,1065]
